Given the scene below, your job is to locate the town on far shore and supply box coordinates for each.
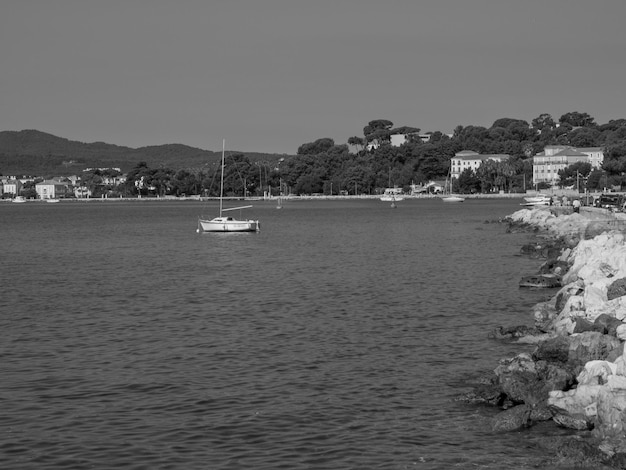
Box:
[0,143,617,202]
[3,112,626,205]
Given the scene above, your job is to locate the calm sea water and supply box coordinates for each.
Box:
[1,198,564,469]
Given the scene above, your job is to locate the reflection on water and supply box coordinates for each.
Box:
[1,199,555,469]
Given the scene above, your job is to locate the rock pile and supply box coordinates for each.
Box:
[472,206,626,467]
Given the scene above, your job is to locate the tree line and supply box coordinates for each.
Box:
[32,111,626,198]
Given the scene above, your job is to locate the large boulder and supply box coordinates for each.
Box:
[554,280,585,312]
[532,299,559,327]
[607,277,626,301]
[494,352,575,405]
[594,376,626,441]
[594,313,625,336]
[491,404,532,432]
[535,332,623,368]
[533,335,570,363]
[550,437,611,468]
[568,332,622,367]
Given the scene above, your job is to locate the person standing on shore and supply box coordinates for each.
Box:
[573,198,581,213]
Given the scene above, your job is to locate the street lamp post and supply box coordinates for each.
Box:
[276,158,285,196]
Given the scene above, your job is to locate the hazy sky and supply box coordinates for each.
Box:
[2,0,626,154]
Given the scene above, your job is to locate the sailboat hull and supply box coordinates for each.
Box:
[198,216,259,232]
[442,196,465,203]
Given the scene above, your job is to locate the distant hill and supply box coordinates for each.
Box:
[0,130,290,176]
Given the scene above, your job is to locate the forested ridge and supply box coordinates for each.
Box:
[3,111,626,197]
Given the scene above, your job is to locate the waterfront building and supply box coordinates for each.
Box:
[450,151,511,179]
[2,178,22,196]
[35,179,70,199]
[532,145,604,186]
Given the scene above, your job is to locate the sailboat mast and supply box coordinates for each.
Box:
[219,139,225,217]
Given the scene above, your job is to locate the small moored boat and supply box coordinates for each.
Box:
[380,188,404,202]
[197,140,260,233]
[521,194,550,206]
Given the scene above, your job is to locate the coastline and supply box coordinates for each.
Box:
[1,189,599,203]
[471,205,626,468]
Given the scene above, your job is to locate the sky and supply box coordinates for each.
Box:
[2,0,626,155]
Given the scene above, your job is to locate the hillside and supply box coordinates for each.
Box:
[0,130,290,176]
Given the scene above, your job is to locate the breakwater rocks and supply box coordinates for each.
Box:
[466,206,626,468]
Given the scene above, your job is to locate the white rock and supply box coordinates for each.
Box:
[577,360,616,385]
[608,375,626,390]
[547,384,604,415]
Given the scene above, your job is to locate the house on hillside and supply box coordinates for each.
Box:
[532,145,604,186]
[35,180,70,199]
[390,133,434,146]
[450,151,511,179]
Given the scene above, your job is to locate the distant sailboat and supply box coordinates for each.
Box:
[197,140,260,233]
[442,167,465,203]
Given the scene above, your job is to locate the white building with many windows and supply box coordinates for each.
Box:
[450,150,511,179]
[532,145,604,186]
[2,178,22,196]
[35,180,70,199]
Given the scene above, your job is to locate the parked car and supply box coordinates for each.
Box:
[594,194,623,210]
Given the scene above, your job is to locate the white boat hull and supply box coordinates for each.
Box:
[380,196,404,202]
[442,196,465,203]
[198,217,259,232]
[520,196,550,206]
[523,194,549,203]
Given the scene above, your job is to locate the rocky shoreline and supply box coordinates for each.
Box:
[464,205,626,468]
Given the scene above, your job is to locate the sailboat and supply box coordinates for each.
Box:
[197,140,260,233]
[380,168,404,204]
[441,168,465,203]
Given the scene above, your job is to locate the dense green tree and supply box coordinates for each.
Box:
[347,136,366,153]
[557,162,592,188]
[81,170,105,197]
[171,169,199,196]
[531,113,556,131]
[363,119,393,136]
[458,168,480,193]
[297,138,335,156]
[569,127,601,147]
[587,169,606,191]
[559,111,596,128]
[363,119,394,148]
